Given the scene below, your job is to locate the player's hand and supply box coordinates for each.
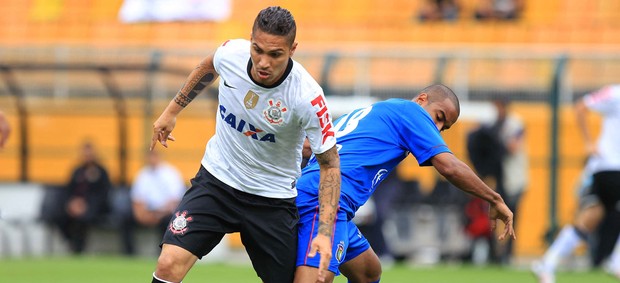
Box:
[308,234,332,283]
[150,114,177,150]
[489,202,516,241]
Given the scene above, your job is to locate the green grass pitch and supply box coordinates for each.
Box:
[0,256,616,283]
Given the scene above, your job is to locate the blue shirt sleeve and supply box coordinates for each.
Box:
[391,101,451,166]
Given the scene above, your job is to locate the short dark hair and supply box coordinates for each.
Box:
[252,6,297,46]
[421,84,461,116]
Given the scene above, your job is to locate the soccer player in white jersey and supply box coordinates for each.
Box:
[533,85,620,283]
[149,6,341,283]
[294,84,515,283]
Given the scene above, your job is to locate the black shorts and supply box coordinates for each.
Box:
[162,166,299,283]
[591,171,620,213]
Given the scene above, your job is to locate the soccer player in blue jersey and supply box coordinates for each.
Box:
[294,84,516,283]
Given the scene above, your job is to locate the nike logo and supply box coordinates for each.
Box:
[244,129,263,136]
[224,80,237,89]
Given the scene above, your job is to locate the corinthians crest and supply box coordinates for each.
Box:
[169,210,193,235]
[263,99,288,125]
[244,90,259,109]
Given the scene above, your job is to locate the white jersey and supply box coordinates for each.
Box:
[583,85,620,173]
[202,39,336,198]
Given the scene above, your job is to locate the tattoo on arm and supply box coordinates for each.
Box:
[316,146,341,237]
[173,63,216,107]
[174,91,193,107]
[318,171,339,236]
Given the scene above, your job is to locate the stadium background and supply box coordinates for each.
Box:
[0,0,619,264]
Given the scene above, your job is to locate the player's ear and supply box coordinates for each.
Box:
[289,42,298,56]
[416,93,428,105]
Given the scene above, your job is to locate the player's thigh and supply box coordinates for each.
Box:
[294,265,336,283]
[240,194,299,283]
[575,203,605,232]
[339,247,382,283]
[297,207,350,276]
[161,173,235,258]
[593,171,620,209]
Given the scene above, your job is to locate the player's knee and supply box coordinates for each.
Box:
[154,254,182,281]
[363,260,382,283]
[367,267,382,282]
[347,266,381,283]
[347,274,381,283]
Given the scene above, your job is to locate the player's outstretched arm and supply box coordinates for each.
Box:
[431,152,516,241]
[309,145,341,282]
[575,99,597,156]
[151,55,219,150]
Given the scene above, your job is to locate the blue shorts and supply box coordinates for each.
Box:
[296,205,371,275]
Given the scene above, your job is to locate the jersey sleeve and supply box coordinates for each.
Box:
[396,104,451,166]
[584,85,620,115]
[212,39,243,75]
[298,90,337,155]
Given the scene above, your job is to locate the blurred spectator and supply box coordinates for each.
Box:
[52,141,112,254]
[466,98,528,264]
[131,150,186,240]
[466,115,503,264]
[492,98,528,264]
[462,196,493,264]
[473,0,524,21]
[417,0,460,22]
[0,110,10,148]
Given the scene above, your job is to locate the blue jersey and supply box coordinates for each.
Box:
[296,98,451,220]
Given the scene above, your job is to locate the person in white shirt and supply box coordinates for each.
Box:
[533,85,620,283]
[493,99,528,265]
[131,150,186,238]
[149,6,341,283]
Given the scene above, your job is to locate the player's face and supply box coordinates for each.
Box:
[423,97,459,132]
[250,29,297,86]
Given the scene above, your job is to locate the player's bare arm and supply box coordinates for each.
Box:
[150,55,219,150]
[575,99,597,155]
[309,145,341,281]
[431,152,516,240]
[174,56,218,107]
[315,145,341,237]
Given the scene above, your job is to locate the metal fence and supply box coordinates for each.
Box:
[1,47,620,255]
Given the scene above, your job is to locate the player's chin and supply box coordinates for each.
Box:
[257,77,273,85]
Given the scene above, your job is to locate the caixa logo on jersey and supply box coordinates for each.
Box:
[220,105,276,142]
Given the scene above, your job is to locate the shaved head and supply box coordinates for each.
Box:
[413,84,461,132]
[419,84,460,118]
